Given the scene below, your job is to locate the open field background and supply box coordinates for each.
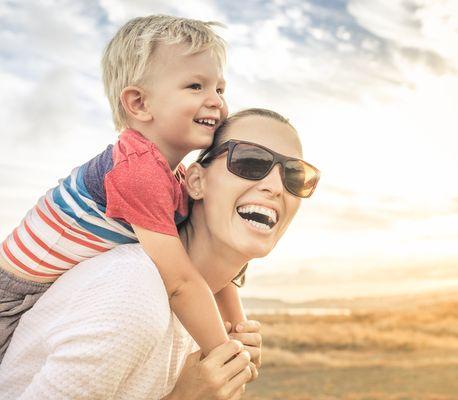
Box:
[244,294,458,399]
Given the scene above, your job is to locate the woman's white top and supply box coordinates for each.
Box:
[0,244,196,400]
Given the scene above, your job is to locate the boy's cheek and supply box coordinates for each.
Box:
[221,99,229,119]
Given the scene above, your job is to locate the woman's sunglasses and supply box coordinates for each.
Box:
[198,140,320,198]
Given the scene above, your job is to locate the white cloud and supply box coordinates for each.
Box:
[0,1,108,144]
[0,1,103,71]
[1,1,458,296]
[99,0,224,24]
[348,0,458,70]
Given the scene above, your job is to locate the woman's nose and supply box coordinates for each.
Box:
[257,164,284,197]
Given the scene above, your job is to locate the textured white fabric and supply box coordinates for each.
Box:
[0,244,196,400]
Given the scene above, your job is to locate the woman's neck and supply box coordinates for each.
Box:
[179,221,248,294]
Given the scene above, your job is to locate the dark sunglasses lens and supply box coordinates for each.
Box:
[284,160,318,197]
[230,143,274,179]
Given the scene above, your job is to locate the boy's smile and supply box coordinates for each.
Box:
[140,42,228,167]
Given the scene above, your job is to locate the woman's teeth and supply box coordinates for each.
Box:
[237,205,277,223]
[236,205,278,230]
[246,219,271,230]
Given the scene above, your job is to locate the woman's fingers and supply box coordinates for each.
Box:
[228,319,262,369]
[221,349,251,380]
[174,342,251,400]
[242,344,261,368]
[204,340,243,367]
[182,349,203,369]
[225,364,252,398]
[228,384,246,400]
[197,342,251,399]
[247,361,259,382]
[229,331,262,368]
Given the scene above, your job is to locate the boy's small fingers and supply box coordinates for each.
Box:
[225,321,232,333]
[229,332,262,348]
[235,320,261,333]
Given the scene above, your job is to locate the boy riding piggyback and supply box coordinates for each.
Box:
[0,15,246,361]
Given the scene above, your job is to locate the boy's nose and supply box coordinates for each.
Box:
[206,91,224,109]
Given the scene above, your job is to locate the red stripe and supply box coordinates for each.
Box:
[13,229,67,271]
[2,241,60,278]
[35,206,109,253]
[44,199,105,243]
[24,221,79,264]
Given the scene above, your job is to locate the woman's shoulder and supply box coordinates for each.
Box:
[70,243,160,285]
[52,244,172,330]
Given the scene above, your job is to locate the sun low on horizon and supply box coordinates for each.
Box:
[1,0,457,302]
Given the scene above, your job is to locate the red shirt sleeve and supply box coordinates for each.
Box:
[105,130,188,236]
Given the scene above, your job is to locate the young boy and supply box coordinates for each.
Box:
[0,15,246,361]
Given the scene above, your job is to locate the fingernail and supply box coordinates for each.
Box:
[236,324,243,332]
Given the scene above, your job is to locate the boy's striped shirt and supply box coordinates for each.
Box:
[1,130,188,279]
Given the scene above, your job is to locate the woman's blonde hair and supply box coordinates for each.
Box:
[102,15,226,131]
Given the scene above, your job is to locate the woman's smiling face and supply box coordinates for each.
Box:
[198,114,303,260]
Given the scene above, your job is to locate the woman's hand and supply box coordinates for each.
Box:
[167,340,252,400]
[227,320,262,382]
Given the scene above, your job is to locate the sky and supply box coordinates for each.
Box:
[0,0,457,301]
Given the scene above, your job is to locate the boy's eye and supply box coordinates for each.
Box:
[189,83,202,90]
[217,88,225,95]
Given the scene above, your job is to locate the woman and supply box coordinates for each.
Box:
[0,109,320,399]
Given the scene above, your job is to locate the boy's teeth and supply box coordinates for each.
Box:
[196,118,216,126]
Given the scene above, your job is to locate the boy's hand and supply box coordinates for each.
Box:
[226,320,262,382]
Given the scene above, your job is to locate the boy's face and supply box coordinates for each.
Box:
[142,43,228,157]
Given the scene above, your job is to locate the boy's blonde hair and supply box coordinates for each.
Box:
[102,15,226,131]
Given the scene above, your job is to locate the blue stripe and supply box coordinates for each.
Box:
[62,175,104,219]
[76,166,107,213]
[51,185,136,244]
[75,165,91,201]
[114,217,135,233]
[73,171,134,235]
[76,165,133,233]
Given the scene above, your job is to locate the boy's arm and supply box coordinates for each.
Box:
[215,283,247,333]
[133,224,229,355]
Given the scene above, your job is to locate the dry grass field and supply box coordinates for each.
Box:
[244,299,458,400]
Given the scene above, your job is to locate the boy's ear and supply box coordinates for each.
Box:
[186,162,205,200]
[120,86,153,123]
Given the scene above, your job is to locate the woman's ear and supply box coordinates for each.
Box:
[186,162,205,200]
[120,86,153,123]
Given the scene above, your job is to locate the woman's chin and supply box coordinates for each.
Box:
[233,217,278,256]
[238,241,274,260]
